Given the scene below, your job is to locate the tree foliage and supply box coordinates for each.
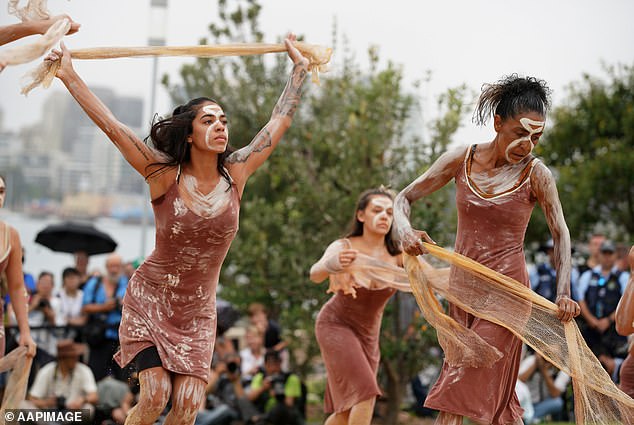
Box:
[534,65,634,241]
[164,0,468,420]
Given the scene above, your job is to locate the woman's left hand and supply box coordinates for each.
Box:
[18,332,37,358]
[284,33,309,68]
[555,295,580,322]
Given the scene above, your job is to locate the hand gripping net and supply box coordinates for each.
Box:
[404,242,634,424]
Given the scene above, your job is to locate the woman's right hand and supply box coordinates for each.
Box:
[338,249,358,268]
[400,228,435,256]
[44,41,74,82]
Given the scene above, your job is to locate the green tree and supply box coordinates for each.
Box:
[534,65,634,242]
[163,1,467,422]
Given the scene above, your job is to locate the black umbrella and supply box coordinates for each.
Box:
[35,221,118,256]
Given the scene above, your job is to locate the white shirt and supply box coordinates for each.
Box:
[29,361,97,401]
[239,347,264,378]
[55,289,84,326]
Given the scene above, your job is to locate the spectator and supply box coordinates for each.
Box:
[577,240,630,380]
[95,372,135,425]
[240,325,266,384]
[247,303,289,371]
[518,352,570,422]
[27,271,61,357]
[81,253,127,381]
[55,267,86,330]
[246,350,304,425]
[196,352,258,425]
[123,261,136,280]
[615,246,634,397]
[616,243,630,273]
[25,339,98,423]
[22,248,36,295]
[530,239,580,302]
[578,233,606,276]
[73,250,92,288]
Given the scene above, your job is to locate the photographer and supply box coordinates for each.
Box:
[246,350,304,425]
[25,339,98,424]
[81,253,128,381]
[196,353,259,425]
[28,271,62,358]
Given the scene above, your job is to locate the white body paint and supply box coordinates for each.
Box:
[180,173,232,219]
[504,117,544,163]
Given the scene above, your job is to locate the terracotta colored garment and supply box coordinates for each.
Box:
[424,145,538,424]
[115,176,240,382]
[0,221,10,356]
[316,283,395,413]
[620,351,634,397]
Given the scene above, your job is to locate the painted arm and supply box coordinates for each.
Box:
[0,15,79,46]
[309,240,357,283]
[6,226,36,357]
[227,34,308,194]
[531,162,579,322]
[615,246,634,335]
[392,147,466,255]
[46,43,163,183]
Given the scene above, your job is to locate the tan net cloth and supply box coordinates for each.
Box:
[405,243,634,424]
[21,42,333,94]
[0,346,33,424]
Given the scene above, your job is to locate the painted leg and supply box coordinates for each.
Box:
[434,411,463,425]
[324,410,349,425]
[163,374,207,425]
[125,367,172,425]
[348,397,375,425]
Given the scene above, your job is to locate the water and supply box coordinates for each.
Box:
[0,210,156,285]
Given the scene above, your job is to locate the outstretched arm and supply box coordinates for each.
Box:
[531,162,579,322]
[309,240,358,283]
[45,43,161,181]
[392,147,465,255]
[0,14,79,46]
[615,246,634,336]
[227,34,309,193]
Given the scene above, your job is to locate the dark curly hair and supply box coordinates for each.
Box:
[473,74,552,126]
[144,97,235,185]
[345,187,401,256]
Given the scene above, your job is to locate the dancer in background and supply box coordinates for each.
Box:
[310,188,407,425]
[393,75,579,425]
[0,175,36,357]
[45,33,308,425]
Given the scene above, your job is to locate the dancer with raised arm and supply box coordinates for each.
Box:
[392,75,580,425]
[45,34,308,425]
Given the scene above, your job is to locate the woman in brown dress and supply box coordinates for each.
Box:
[615,246,634,397]
[0,175,36,358]
[310,188,405,425]
[393,75,580,425]
[45,35,308,425]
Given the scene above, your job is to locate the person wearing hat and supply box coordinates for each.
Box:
[26,339,98,421]
[530,239,580,303]
[577,240,630,381]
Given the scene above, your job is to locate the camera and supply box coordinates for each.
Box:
[38,299,50,309]
[56,396,66,410]
[268,374,287,399]
[227,361,239,374]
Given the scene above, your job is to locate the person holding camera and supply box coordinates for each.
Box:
[196,352,258,425]
[28,271,62,358]
[246,350,304,425]
[25,339,98,424]
[81,253,128,381]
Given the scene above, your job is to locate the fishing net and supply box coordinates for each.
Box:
[405,242,634,424]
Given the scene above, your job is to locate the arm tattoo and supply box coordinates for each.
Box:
[226,127,272,164]
[121,126,150,161]
[272,63,307,119]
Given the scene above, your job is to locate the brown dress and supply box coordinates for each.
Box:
[115,175,240,382]
[316,263,396,413]
[0,221,11,356]
[424,145,538,424]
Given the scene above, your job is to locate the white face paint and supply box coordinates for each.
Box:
[368,197,393,232]
[201,104,228,151]
[504,117,545,163]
